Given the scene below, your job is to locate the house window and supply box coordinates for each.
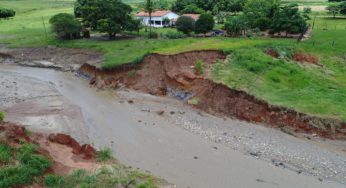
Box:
[155,20,161,25]
[150,20,154,25]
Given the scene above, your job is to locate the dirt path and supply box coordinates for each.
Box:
[0,65,345,188]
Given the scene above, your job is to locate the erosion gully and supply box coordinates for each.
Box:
[0,64,345,188]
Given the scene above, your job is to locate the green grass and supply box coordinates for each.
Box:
[0,0,346,121]
[44,166,159,188]
[212,46,346,121]
[0,111,4,122]
[95,148,114,162]
[0,142,52,188]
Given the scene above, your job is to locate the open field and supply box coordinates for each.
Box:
[0,0,346,121]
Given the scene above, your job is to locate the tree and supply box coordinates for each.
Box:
[243,0,280,30]
[326,4,340,18]
[194,13,215,34]
[181,4,205,14]
[145,0,155,37]
[269,4,308,35]
[176,16,195,34]
[154,0,171,9]
[224,16,247,37]
[74,0,139,38]
[172,0,217,14]
[0,8,15,19]
[49,13,82,39]
[340,2,346,15]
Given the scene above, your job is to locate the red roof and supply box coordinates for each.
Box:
[135,10,172,17]
[182,14,200,21]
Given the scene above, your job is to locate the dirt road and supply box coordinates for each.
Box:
[0,65,345,188]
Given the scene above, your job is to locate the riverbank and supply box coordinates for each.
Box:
[0,64,345,187]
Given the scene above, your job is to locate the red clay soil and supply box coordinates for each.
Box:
[48,133,96,160]
[265,49,280,58]
[79,50,346,139]
[292,52,320,65]
[0,122,97,176]
[265,49,320,66]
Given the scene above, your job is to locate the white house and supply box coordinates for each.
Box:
[135,10,179,28]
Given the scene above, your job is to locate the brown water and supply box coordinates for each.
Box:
[0,65,344,188]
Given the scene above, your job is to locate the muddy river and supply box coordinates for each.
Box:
[0,65,345,188]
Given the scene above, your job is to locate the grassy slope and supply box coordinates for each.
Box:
[0,0,346,121]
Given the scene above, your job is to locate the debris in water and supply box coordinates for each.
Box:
[157,110,165,116]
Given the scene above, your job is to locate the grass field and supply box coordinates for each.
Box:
[0,0,346,121]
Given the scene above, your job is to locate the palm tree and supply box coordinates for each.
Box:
[145,0,155,37]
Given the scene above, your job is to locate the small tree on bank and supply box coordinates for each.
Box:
[49,13,82,39]
[176,16,195,35]
[194,13,215,34]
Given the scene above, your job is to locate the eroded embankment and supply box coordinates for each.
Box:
[79,50,346,139]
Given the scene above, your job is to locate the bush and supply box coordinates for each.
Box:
[165,30,186,39]
[0,8,15,19]
[49,13,82,39]
[195,60,205,75]
[148,31,159,39]
[176,16,195,35]
[96,148,113,162]
[194,13,215,34]
[0,111,4,122]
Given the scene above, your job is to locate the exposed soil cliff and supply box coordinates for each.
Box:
[79,50,346,139]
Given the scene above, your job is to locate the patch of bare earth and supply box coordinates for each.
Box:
[79,50,346,140]
[0,46,102,71]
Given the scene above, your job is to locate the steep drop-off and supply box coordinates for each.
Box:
[79,50,346,139]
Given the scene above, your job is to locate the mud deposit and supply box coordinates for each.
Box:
[79,50,346,139]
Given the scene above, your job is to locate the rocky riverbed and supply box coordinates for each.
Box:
[0,64,345,188]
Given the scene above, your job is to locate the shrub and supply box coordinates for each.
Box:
[165,30,186,39]
[194,13,215,34]
[0,8,15,19]
[49,13,82,39]
[195,60,205,75]
[176,16,195,35]
[0,111,4,122]
[96,148,113,162]
[148,31,159,39]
